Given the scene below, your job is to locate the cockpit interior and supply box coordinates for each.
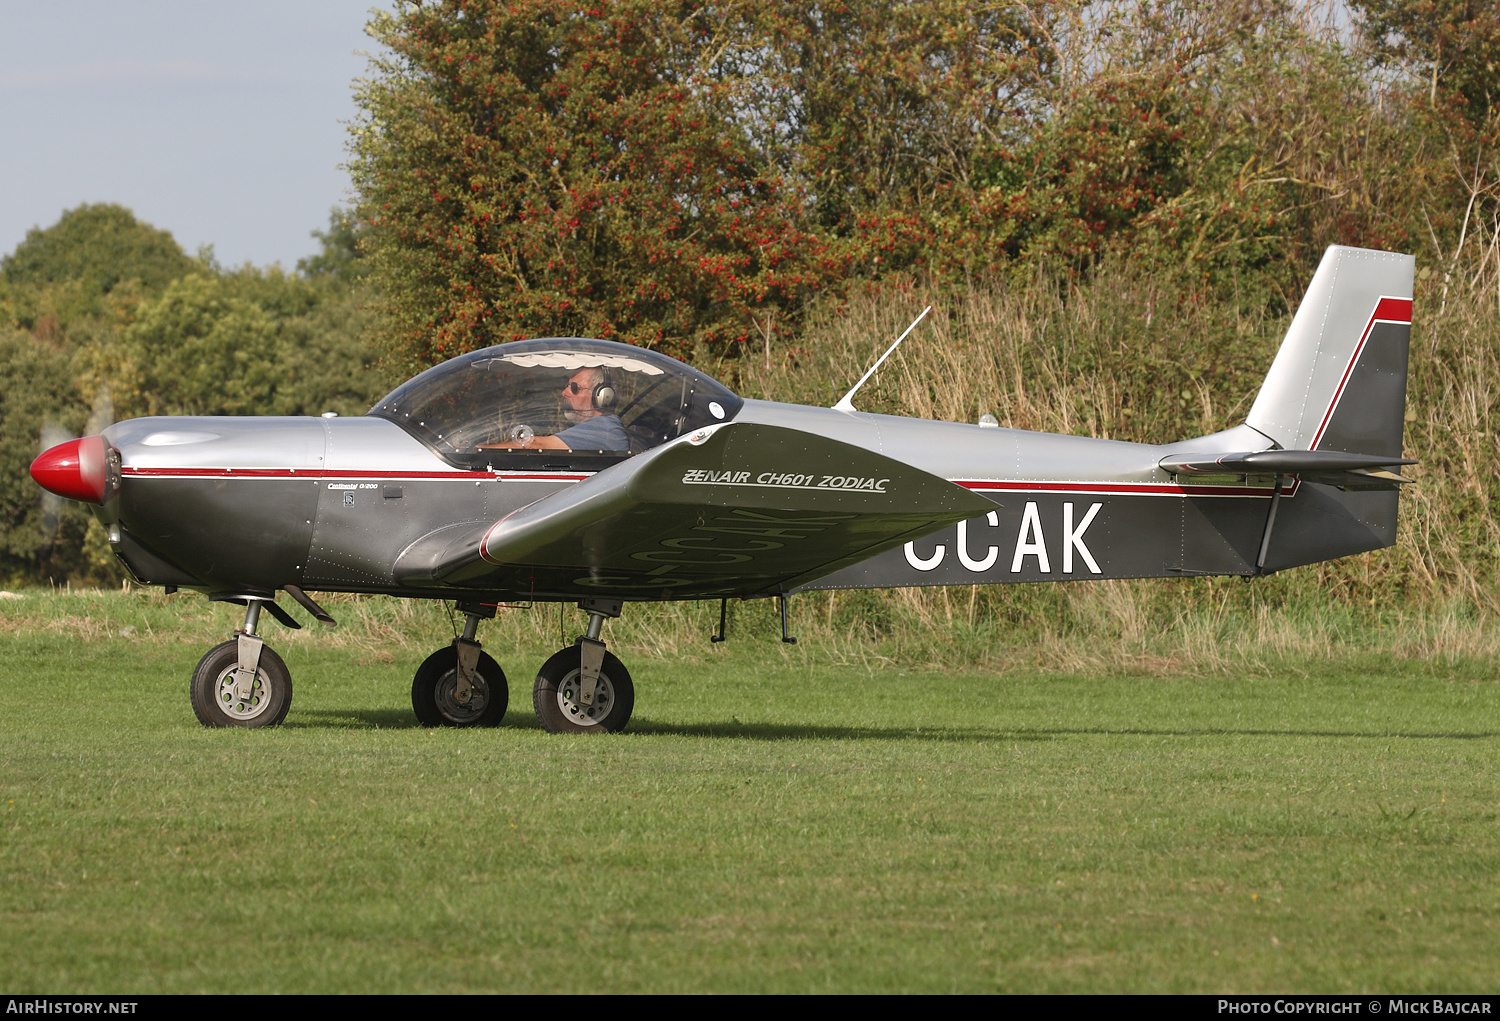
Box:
[368,338,743,469]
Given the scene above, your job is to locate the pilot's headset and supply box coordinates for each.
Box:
[590,368,618,411]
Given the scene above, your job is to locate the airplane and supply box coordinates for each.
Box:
[29,244,1416,733]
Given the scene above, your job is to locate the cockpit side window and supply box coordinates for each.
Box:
[368,338,741,468]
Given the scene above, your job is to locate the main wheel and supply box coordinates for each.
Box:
[532,646,634,734]
[411,646,508,727]
[190,640,293,728]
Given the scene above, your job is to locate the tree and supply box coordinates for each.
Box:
[297,206,372,284]
[0,204,198,319]
[0,201,393,583]
[746,2,1059,282]
[123,275,280,417]
[0,326,91,582]
[1349,0,1500,276]
[270,287,388,417]
[351,0,818,369]
[1352,0,1500,118]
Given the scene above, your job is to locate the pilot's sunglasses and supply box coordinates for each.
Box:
[564,382,587,394]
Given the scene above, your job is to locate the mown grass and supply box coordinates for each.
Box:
[1,590,1497,993]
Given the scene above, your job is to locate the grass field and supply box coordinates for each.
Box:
[1,590,1497,993]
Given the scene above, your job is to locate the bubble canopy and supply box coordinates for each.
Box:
[368,338,743,467]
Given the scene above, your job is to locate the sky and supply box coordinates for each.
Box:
[0,1,383,270]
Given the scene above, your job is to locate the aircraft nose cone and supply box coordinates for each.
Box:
[30,435,110,504]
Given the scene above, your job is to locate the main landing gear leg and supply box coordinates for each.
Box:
[533,597,635,734]
[190,597,293,728]
[412,601,508,727]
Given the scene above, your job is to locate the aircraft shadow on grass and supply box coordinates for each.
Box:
[285,709,1497,743]
[289,707,1044,740]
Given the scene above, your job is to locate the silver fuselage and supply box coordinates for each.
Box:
[97,399,1395,602]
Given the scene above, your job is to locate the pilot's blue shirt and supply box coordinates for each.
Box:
[553,413,628,451]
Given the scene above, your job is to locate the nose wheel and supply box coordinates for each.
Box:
[190,640,293,727]
[190,599,293,728]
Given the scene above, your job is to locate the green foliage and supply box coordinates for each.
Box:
[0,328,91,583]
[1352,0,1500,119]
[352,0,1500,365]
[297,207,372,284]
[270,287,386,418]
[0,204,390,583]
[0,204,198,325]
[124,275,280,417]
[352,0,820,369]
[111,267,385,419]
[746,1,1058,278]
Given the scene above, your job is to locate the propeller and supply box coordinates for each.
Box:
[37,422,72,545]
[33,383,118,543]
[83,381,114,438]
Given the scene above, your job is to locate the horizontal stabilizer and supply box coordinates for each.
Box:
[1161,449,1416,491]
[1160,449,1416,474]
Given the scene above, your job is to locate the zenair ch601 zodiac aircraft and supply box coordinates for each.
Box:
[31,245,1415,733]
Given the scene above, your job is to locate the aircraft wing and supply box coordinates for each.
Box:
[394,422,997,598]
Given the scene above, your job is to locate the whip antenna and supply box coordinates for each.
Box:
[833,305,932,412]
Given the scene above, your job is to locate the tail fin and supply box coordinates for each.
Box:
[1162,247,1416,572]
[1247,245,1414,457]
[1242,246,1414,572]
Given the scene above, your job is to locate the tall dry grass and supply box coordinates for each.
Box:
[7,579,1495,679]
[701,247,1500,672]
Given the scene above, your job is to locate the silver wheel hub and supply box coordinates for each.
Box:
[435,670,489,723]
[557,670,614,727]
[215,665,272,721]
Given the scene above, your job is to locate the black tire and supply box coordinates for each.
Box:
[532,645,634,734]
[190,639,293,728]
[411,645,507,727]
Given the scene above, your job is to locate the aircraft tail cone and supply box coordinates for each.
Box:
[30,435,111,504]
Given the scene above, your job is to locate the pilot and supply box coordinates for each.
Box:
[492,367,628,451]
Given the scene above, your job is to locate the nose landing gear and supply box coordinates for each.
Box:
[190,597,293,728]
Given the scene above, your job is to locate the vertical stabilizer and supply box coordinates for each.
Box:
[1247,246,1414,457]
[1245,246,1415,573]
